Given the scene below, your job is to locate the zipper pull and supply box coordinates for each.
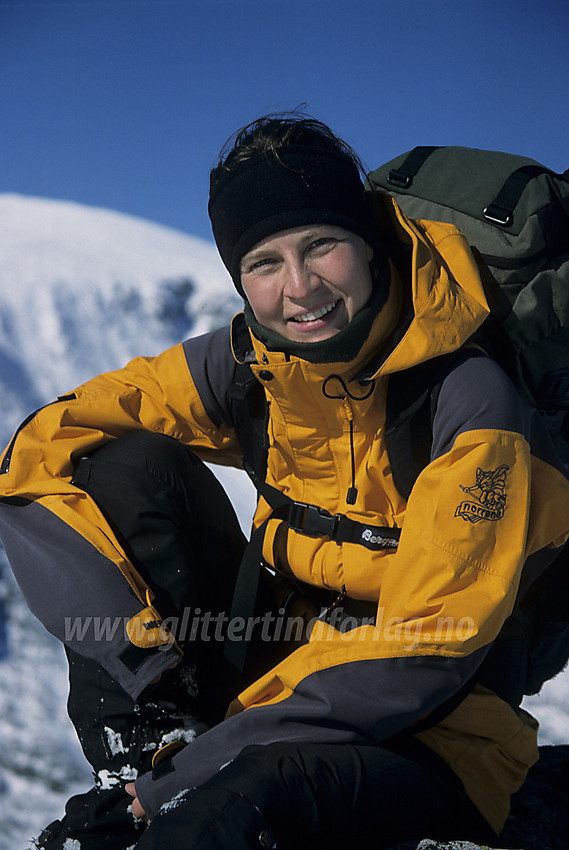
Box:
[343,402,358,506]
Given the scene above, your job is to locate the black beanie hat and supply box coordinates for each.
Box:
[208,146,376,296]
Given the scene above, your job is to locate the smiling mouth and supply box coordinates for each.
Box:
[290,301,339,323]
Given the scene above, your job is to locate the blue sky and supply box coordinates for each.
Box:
[0,0,567,244]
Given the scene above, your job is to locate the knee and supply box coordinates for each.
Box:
[72,431,207,514]
[81,431,208,498]
[197,744,318,847]
[88,431,198,474]
[211,743,311,804]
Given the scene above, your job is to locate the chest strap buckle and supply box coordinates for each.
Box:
[286,501,400,551]
[288,502,339,538]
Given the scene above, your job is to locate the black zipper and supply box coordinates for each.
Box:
[0,393,77,475]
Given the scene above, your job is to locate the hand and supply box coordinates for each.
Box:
[126,782,150,823]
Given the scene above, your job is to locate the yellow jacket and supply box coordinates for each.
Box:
[1,196,568,830]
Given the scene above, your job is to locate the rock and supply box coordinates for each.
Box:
[389,746,569,850]
[500,745,569,849]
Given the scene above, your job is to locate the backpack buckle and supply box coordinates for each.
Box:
[483,203,513,226]
[288,502,339,539]
[386,168,413,189]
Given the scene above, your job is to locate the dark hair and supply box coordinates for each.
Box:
[208,110,388,295]
[209,110,367,194]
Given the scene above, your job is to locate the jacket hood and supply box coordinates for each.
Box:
[231,194,490,379]
[374,194,490,376]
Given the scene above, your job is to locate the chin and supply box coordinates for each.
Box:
[289,328,340,343]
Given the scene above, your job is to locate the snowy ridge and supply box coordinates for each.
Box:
[0,194,567,847]
[0,194,255,847]
[0,194,241,433]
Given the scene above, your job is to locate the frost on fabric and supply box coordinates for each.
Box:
[159,727,198,747]
[159,789,191,815]
[104,725,128,756]
[97,764,138,790]
[141,718,207,752]
[62,840,82,850]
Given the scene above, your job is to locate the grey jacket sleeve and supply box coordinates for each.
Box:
[0,497,180,698]
[135,649,486,819]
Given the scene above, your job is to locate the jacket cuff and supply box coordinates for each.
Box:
[115,643,182,701]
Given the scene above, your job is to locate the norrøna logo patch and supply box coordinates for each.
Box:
[455,464,509,523]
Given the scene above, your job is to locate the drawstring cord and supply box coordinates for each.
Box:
[346,415,357,505]
[322,374,374,506]
[322,374,375,401]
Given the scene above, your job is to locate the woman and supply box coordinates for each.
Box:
[2,114,569,849]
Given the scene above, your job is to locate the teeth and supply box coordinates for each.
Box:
[293,301,338,322]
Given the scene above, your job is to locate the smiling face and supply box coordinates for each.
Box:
[240,225,374,342]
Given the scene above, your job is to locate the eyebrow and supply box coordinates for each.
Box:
[241,227,336,269]
[239,249,271,273]
[242,246,272,264]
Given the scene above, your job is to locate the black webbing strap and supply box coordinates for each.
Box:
[224,462,401,671]
[384,359,445,501]
[483,164,562,227]
[386,146,441,189]
[384,349,490,501]
[244,460,401,552]
[223,519,270,671]
[273,502,400,551]
[386,151,568,230]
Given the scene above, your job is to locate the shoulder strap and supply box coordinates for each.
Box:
[384,356,450,500]
[385,348,490,499]
[228,362,270,483]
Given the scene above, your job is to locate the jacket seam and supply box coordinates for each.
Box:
[422,533,516,583]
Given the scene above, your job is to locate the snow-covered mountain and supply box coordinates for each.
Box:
[0,194,567,848]
[0,193,240,434]
[0,194,255,847]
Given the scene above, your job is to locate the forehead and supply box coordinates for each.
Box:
[242,224,348,259]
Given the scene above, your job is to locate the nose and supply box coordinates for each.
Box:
[283,258,320,299]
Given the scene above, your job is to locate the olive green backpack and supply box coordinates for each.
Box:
[368,145,569,462]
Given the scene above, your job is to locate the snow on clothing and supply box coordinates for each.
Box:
[1,196,569,834]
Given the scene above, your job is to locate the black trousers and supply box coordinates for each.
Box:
[39,431,493,850]
[136,738,494,850]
